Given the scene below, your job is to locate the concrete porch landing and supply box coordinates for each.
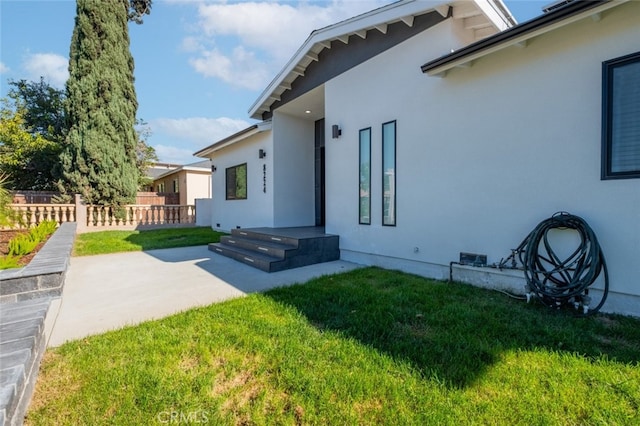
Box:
[209,227,340,272]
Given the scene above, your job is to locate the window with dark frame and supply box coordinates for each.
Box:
[226,163,247,200]
[359,128,371,225]
[382,121,396,226]
[602,51,640,180]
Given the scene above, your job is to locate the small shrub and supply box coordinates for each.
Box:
[29,220,58,242]
[8,233,39,256]
[112,205,128,222]
[0,255,21,270]
[0,174,20,228]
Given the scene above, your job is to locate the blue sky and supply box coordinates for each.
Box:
[1,0,548,164]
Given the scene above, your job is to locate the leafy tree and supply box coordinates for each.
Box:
[7,78,67,143]
[0,173,18,227]
[0,101,61,190]
[135,119,158,189]
[128,0,152,24]
[59,0,152,206]
[3,77,156,193]
[0,79,66,190]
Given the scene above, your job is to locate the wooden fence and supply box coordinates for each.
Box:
[11,191,180,205]
[134,192,180,205]
[10,191,59,204]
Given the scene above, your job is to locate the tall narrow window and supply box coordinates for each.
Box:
[226,163,247,200]
[382,121,396,226]
[359,128,371,224]
[602,51,640,179]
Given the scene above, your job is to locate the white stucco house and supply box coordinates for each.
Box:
[195,0,640,316]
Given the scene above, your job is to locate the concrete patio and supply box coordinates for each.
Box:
[46,245,361,347]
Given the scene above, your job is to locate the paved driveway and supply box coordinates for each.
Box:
[47,246,361,347]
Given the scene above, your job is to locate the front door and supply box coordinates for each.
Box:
[314,119,325,226]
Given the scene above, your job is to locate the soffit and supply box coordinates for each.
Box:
[249,0,514,120]
[422,0,623,77]
[194,122,272,158]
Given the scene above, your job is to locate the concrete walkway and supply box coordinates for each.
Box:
[47,246,361,347]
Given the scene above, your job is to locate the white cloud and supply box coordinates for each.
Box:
[153,145,200,165]
[0,62,9,74]
[196,2,323,61]
[180,36,203,53]
[189,46,269,90]
[186,0,388,89]
[23,53,68,87]
[151,116,251,147]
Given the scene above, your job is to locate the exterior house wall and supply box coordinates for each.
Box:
[153,170,211,205]
[272,112,316,227]
[210,131,274,231]
[184,171,212,205]
[324,5,640,316]
[153,174,181,201]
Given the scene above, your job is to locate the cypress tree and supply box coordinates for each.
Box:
[60,0,140,206]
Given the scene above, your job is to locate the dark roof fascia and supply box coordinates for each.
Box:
[154,164,211,181]
[185,159,214,168]
[421,0,610,73]
[193,124,259,157]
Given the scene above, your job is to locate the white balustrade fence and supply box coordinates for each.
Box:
[86,204,195,228]
[8,204,75,228]
[7,201,196,232]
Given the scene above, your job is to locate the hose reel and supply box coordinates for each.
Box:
[504,212,609,315]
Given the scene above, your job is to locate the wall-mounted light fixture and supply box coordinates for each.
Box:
[259,149,267,159]
[332,124,342,139]
[211,165,217,172]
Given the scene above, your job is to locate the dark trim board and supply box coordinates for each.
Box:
[263,10,448,120]
[421,0,609,74]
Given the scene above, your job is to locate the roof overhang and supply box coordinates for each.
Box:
[154,165,212,181]
[193,121,272,158]
[249,0,516,120]
[421,0,624,77]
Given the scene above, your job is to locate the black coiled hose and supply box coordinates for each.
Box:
[516,212,609,315]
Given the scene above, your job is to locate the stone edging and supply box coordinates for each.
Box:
[0,223,76,425]
[0,223,76,304]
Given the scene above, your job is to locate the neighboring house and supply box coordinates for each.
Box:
[142,162,182,193]
[195,0,639,317]
[152,160,212,205]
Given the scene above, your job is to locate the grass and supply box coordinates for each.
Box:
[73,227,225,256]
[26,268,640,425]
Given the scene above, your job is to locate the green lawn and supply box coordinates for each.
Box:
[27,268,640,425]
[73,227,224,256]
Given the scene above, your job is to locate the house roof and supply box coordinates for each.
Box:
[153,160,213,180]
[248,0,516,120]
[146,162,182,179]
[421,0,622,77]
[184,160,214,169]
[193,121,273,158]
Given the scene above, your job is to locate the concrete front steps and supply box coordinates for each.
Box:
[209,227,339,272]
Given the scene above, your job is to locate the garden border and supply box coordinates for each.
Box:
[0,222,76,426]
[0,223,76,304]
